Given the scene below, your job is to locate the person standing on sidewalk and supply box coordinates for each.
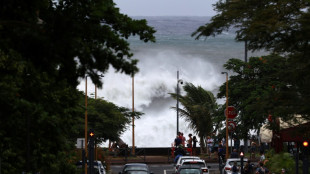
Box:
[192,136,198,155]
[206,136,213,156]
[187,133,193,155]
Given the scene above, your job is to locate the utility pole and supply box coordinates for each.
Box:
[85,76,88,174]
[132,75,135,156]
[222,72,229,159]
[177,71,179,135]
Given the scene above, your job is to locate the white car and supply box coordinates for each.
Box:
[174,156,201,173]
[221,158,248,174]
[180,159,210,174]
[176,165,209,174]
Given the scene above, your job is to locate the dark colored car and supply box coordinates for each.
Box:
[119,163,154,174]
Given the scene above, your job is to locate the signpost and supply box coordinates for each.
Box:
[228,121,236,132]
[225,106,238,119]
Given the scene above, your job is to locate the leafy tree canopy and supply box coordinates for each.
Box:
[217,55,305,139]
[170,83,222,150]
[83,96,143,143]
[194,0,310,133]
[192,0,310,54]
[0,0,155,173]
[0,0,156,88]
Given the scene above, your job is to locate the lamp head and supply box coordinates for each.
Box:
[178,79,183,84]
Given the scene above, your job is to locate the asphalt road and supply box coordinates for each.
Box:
[110,163,221,174]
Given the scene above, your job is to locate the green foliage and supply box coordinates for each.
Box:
[193,0,310,124]
[0,0,155,173]
[170,83,221,149]
[86,96,143,143]
[264,149,295,174]
[217,55,293,139]
[0,0,155,88]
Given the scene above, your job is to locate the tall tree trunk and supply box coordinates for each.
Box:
[199,134,205,154]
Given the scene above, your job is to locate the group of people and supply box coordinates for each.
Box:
[173,132,198,159]
[229,149,275,174]
[231,160,272,174]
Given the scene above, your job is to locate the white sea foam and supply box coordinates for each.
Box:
[77,16,267,147]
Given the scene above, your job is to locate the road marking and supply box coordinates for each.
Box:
[164,169,166,174]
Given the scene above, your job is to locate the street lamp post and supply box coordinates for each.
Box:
[132,75,135,156]
[176,71,183,135]
[221,72,229,159]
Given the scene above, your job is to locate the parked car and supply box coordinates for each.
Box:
[176,165,209,174]
[119,163,154,174]
[76,160,106,174]
[174,156,201,173]
[221,158,248,174]
[180,159,210,174]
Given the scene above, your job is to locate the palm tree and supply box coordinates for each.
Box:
[170,83,219,152]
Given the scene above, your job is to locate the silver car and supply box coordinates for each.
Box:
[174,156,201,173]
[181,159,210,174]
[221,158,248,174]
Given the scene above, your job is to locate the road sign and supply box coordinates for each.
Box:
[225,106,238,119]
[228,121,236,132]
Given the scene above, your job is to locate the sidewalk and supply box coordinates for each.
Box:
[107,154,260,165]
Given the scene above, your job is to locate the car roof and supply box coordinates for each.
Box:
[179,156,200,159]
[226,158,248,162]
[124,163,148,166]
[177,156,200,163]
[182,159,205,163]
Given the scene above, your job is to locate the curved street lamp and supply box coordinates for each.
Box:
[176,71,183,135]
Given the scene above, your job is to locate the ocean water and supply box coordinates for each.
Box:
[78,16,266,147]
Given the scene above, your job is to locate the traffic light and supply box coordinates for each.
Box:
[240,151,244,174]
[302,140,309,174]
[303,141,309,147]
[89,129,95,137]
[88,129,95,174]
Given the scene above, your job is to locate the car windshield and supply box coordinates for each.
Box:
[179,168,201,174]
[125,170,148,174]
[124,166,147,172]
[183,162,205,168]
[228,161,243,166]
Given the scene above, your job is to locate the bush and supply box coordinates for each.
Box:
[264,149,295,174]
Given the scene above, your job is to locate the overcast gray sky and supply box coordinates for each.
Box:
[114,0,218,16]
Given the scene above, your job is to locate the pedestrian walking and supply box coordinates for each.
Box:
[230,149,239,158]
[174,144,186,163]
[231,161,239,174]
[250,140,256,159]
[206,136,213,156]
[255,161,269,174]
[259,151,266,162]
[244,160,254,174]
[233,137,240,151]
